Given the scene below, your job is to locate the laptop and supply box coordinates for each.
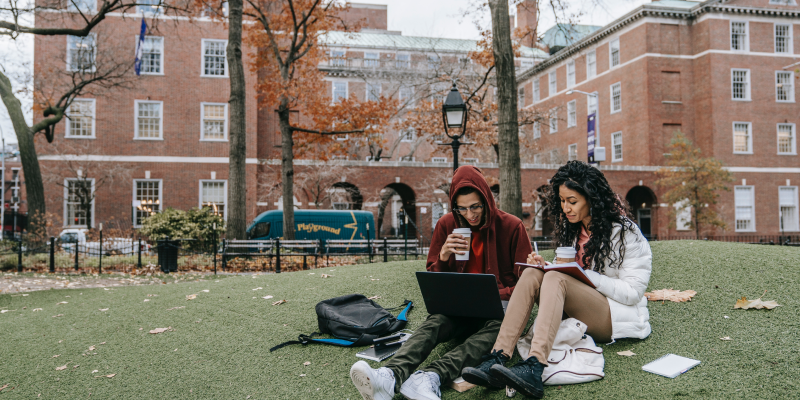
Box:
[416,272,508,320]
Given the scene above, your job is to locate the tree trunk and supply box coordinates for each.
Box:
[226,0,247,240]
[278,98,296,240]
[0,72,46,234]
[489,0,523,219]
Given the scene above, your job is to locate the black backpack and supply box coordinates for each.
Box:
[270,294,413,351]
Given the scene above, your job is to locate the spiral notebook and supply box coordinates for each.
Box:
[642,354,700,378]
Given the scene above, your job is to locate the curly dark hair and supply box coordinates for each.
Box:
[547,160,632,273]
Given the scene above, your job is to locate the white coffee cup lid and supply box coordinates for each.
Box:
[453,228,472,234]
[556,247,577,256]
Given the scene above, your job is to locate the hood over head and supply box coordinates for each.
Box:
[449,165,497,229]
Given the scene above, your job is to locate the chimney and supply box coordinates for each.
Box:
[515,0,537,42]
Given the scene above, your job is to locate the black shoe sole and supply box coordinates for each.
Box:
[490,365,544,399]
[461,367,504,390]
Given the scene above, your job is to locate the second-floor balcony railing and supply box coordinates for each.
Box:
[319,57,481,73]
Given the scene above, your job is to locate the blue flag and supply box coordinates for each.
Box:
[134,16,147,75]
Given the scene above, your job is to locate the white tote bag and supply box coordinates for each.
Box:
[515,317,605,386]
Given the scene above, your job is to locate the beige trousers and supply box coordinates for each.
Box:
[492,268,613,364]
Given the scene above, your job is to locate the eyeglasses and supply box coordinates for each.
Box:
[454,204,484,214]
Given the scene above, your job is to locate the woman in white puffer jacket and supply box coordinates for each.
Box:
[462,160,652,399]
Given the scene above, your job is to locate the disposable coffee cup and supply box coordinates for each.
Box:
[453,228,472,261]
[555,247,577,264]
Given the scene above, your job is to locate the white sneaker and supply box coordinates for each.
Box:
[399,370,441,400]
[350,360,396,400]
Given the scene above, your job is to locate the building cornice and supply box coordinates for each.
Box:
[517,0,800,82]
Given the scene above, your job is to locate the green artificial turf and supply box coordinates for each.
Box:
[0,241,798,399]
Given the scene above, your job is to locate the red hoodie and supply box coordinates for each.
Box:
[426,166,533,300]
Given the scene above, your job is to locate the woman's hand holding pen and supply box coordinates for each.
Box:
[527,252,546,266]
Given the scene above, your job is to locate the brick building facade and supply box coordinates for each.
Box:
[31,0,799,241]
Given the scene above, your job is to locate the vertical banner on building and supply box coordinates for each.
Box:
[587,112,597,163]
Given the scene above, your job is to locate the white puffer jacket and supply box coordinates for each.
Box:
[582,220,652,340]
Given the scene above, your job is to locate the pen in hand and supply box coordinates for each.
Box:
[533,242,540,266]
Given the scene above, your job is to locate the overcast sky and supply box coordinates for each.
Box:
[0,0,651,144]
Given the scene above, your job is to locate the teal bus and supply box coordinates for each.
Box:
[246,210,376,241]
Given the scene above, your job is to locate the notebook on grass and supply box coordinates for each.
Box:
[642,354,700,378]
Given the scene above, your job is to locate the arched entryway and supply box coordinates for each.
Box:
[330,182,363,210]
[626,186,657,238]
[377,183,417,239]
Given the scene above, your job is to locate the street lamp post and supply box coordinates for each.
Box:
[439,83,471,171]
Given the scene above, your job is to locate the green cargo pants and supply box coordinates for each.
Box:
[386,314,502,392]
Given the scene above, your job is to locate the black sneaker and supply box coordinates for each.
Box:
[461,349,509,389]
[490,356,545,398]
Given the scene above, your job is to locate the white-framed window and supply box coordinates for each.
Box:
[567,100,576,127]
[334,134,349,141]
[730,21,748,51]
[533,79,540,102]
[609,38,620,68]
[675,199,692,231]
[731,69,750,100]
[400,128,416,142]
[65,99,95,138]
[364,52,379,67]
[139,36,164,75]
[395,53,410,69]
[201,103,228,141]
[776,71,794,102]
[64,178,94,228]
[549,108,557,133]
[533,121,540,139]
[134,100,163,140]
[332,81,347,102]
[518,87,525,107]
[775,24,792,54]
[548,71,557,96]
[770,0,797,4]
[201,39,227,77]
[399,86,413,104]
[610,83,621,113]
[66,34,96,72]
[588,92,598,115]
[400,155,415,162]
[533,153,543,164]
[612,132,623,161]
[734,185,755,231]
[427,54,440,69]
[367,82,381,101]
[779,186,799,232]
[137,0,162,14]
[567,61,575,87]
[330,49,346,67]
[431,157,447,163]
[463,158,479,164]
[133,179,162,227]
[586,50,596,79]
[778,123,796,154]
[733,122,752,153]
[67,0,96,13]
[549,149,560,164]
[568,143,578,161]
[200,180,227,218]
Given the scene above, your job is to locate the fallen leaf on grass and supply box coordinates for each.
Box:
[94,374,115,378]
[100,342,106,345]
[272,300,287,306]
[88,346,95,351]
[321,274,333,278]
[52,314,64,318]
[56,365,68,371]
[33,308,43,312]
[644,289,697,303]
[92,370,98,373]
[52,355,60,358]
[149,327,171,334]
[57,302,68,305]
[166,306,185,311]
[303,361,311,366]
[252,287,263,291]
[720,337,733,341]
[299,374,306,377]
[0,384,7,391]
[262,295,274,300]
[371,279,380,281]
[367,296,381,300]
[1,310,15,313]
[186,294,197,300]
[73,365,79,369]
[99,308,109,312]
[617,350,636,356]
[201,289,209,293]
[734,296,781,310]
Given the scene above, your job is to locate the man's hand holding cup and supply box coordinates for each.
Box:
[440,228,472,261]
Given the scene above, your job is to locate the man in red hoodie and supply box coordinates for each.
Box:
[350,166,533,400]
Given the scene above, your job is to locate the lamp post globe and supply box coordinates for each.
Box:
[440,83,470,171]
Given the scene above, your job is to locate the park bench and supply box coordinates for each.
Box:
[221,239,322,271]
